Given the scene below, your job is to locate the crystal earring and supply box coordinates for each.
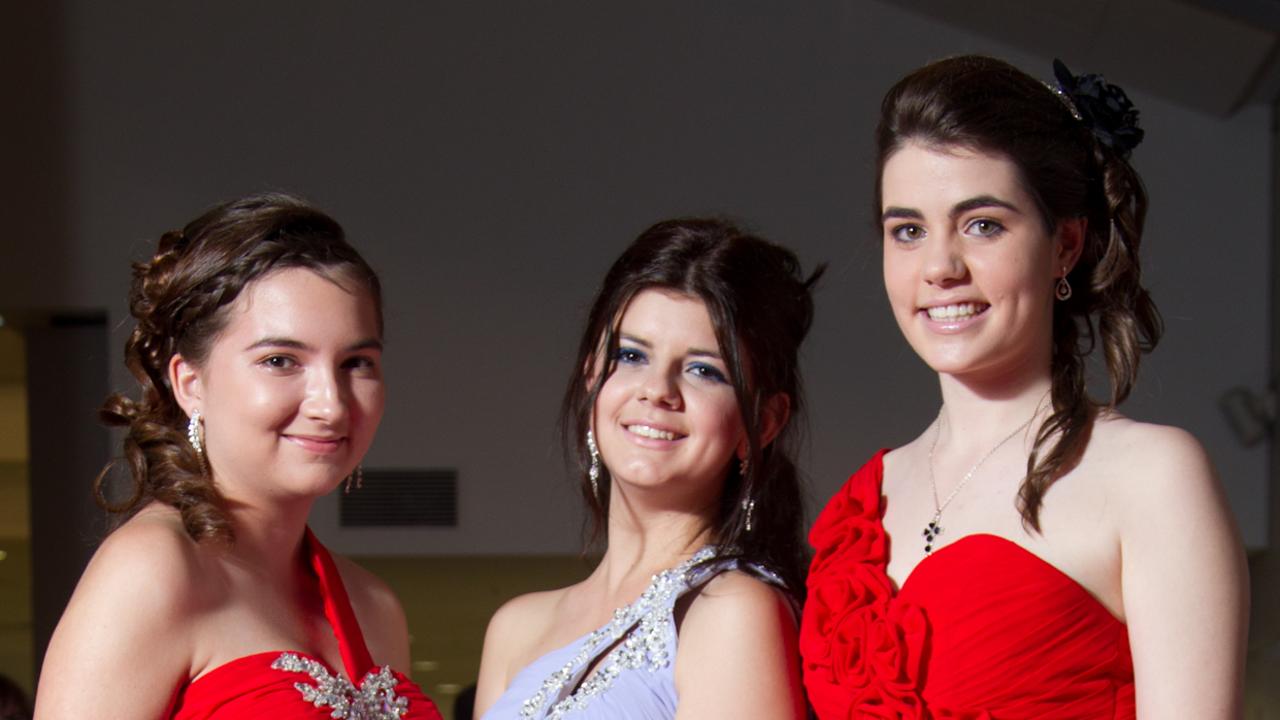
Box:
[186,409,204,458]
[742,496,756,532]
[345,464,364,494]
[1055,267,1073,301]
[586,430,601,498]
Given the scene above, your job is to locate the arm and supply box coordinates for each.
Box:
[34,521,199,719]
[673,572,805,720]
[1118,426,1248,719]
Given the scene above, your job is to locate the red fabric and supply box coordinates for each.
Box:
[801,451,1134,720]
[168,530,442,719]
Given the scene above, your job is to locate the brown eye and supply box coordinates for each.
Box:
[966,219,1005,238]
[262,355,297,370]
[890,224,925,243]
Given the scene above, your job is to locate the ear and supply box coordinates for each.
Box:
[739,392,792,459]
[168,353,204,418]
[1054,217,1087,275]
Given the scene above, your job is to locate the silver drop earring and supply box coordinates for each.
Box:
[1055,267,1073,301]
[586,430,601,498]
[739,456,754,532]
[186,409,204,458]
[345,464,364,494]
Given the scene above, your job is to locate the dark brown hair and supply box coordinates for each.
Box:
[876,55,1162,530]
[561,218,823,596]
[96,192,382,543]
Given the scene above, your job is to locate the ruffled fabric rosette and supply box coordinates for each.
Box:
[800,460,990,720]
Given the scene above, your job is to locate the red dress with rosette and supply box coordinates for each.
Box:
[167,530,442,720]
[800,451,1135,719]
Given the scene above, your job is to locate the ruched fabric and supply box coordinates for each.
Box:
[801,451,1134,719]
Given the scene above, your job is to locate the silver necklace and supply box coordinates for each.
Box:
[924,409,1034,554]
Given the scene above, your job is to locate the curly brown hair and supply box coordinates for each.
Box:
[875,56,1163,531]
[95,192,382,543]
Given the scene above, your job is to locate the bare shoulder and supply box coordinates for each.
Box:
[679,570,794,637]
[1087,414,1217,509]
[330,554,411,671]
[484,585,569,653]
[80,506,214,614]
[673,570,803,719]
[474,585,572,716]
[35,506,212,718]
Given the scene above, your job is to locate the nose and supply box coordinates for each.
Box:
[638,365,682,409]
[921,232,967,286]
[302,367,349,425]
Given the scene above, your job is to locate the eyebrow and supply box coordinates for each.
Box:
[881,195,1022,224]
[244,337,383,353]
[618,333,722,359]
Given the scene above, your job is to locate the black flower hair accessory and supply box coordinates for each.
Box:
[1050,58,1145,158]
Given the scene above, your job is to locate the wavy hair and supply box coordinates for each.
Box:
[875,55,1162,530]
[96,192,382,543]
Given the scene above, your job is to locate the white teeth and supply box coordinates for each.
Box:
[628,424,677,440]
[926,303,985,320]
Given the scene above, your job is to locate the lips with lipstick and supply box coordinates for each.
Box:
[285,434,347,454]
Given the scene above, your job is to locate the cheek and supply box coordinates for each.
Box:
[697,392,745,446]
[882,256,915,309]
[354,380,386,420]
[593,372,631,418]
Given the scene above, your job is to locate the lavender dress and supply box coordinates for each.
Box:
[481,547,787,719]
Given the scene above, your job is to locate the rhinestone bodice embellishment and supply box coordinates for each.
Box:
[272,652,410,719]
[519,547,718,719]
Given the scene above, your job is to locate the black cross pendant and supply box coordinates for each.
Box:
[922,519,942,554]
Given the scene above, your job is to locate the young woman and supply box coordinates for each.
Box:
[35,193,442,719]
[475,218,821,719]
[801,56,1247,718]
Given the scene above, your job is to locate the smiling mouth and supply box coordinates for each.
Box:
[924,302,989,321]
[286,435,347,453]
[625,424,682,441]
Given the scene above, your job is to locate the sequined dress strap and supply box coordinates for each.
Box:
[514,547,784,719]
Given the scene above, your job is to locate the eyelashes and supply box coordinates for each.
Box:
[886,217,1007,244]
[613,345,730,385]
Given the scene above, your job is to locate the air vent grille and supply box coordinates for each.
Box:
[339,468,457,527]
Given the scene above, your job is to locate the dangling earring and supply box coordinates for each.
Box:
[586,430,601,499]
[345,464,364,494]
[1055,266,1073,301]
[739,455,754,532]
[186,409,204,458]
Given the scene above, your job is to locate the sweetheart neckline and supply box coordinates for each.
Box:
[873,450,1126,625]
[185,650,354,689]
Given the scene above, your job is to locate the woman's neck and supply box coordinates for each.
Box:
[596,495,716,597]
[221,496,315,581]
[935,370,1053,451]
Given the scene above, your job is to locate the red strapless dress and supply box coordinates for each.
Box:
[800,451,1134,719]
[167,529,442,719]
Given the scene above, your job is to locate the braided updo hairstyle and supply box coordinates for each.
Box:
[96,192,382,543]
[875,55,1163,531]
[561,218,823,597]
